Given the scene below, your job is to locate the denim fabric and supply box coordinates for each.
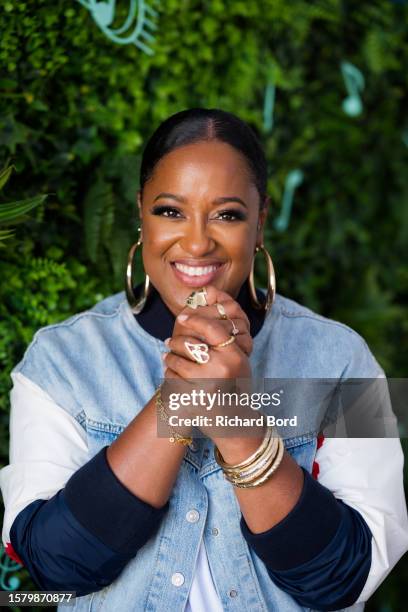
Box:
[12,289,381,612]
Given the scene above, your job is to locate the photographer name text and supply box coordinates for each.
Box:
[168,415,297,427]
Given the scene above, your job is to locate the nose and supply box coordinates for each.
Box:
[179,218,216,256]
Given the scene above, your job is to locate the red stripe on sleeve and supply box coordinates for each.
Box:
[312,433,325,479]
[5,542,24,566]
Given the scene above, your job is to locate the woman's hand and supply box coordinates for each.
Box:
[161,285,255,440]
[163,285,253,382]
[173,285,253,357]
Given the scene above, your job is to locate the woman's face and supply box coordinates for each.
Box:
[138,140,268,316]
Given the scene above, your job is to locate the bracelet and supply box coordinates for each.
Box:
[227,437,280,484]
[155,384,193,446]
[214,425,285,488]
[214,422,271,472]
[227,438,279,484]
[229,437,285,488]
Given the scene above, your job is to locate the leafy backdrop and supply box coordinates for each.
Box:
[0,1,407,608]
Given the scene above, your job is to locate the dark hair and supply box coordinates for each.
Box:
[139,108,268,209]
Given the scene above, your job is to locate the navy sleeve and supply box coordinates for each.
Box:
[10,445,169,596]
[240,468,372,611]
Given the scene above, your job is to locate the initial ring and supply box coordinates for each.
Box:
[186,288,208,309]
[184,341,210,364]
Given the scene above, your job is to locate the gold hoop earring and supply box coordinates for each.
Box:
[248,244,276,313]
[125,227,151,314]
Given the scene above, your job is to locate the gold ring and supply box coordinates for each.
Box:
[186,288,208,309]
[215,302,228,319]
[215,303,239,335]
[212,335,236,349]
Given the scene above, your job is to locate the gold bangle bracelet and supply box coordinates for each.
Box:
[225,436,279,484]
[225,434,278,478]
[229,437,285,488]
[214,423,271,472]
[227,437,279,484]
[233,437,285,488]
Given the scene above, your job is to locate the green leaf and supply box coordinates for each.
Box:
[83,176,114,263]
[0,165,14,191]
[0,228,15,247]
[0,195,47,225]
[0,78,18,89]
[0,115,31,153]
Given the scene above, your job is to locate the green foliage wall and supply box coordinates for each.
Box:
[0,0,407,607]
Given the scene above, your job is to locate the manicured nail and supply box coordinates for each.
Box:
[177,314,189,322]
[164,338,171,346]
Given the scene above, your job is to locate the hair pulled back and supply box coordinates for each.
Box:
[139,108,268,209]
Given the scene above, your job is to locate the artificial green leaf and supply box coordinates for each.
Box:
[0,164,14,191]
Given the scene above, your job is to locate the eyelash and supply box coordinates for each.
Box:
[151,205,247,222]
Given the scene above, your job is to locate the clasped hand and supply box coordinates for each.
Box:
[161,286,255,438]
[163,284,252,380]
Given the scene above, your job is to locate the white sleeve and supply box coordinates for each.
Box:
[0,372,89,547]
[315,434,408,603]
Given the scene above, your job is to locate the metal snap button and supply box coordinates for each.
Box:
[189,441,198,452]
[171,572,185,587]
[229,589,238,598]
[211,527,219,536]
[186,509,200,523]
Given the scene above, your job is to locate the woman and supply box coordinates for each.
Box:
[1,108,407,612]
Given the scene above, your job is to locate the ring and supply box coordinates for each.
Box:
[184,341,210,364]
[186,288,208,309]
[215,303,239,336]
[230,320,239,336]
[215,303,228,319]
[212,335,236,349]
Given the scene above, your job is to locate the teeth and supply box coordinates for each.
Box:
[174,263,220,276]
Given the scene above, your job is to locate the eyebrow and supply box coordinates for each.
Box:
[153,192,248,209]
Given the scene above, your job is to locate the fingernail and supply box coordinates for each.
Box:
[162,352,167,359]
[164,338,171,346]
[177,314,189,322]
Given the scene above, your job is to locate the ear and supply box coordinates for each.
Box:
[256,195,270,245]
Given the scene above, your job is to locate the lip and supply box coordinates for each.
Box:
[170,261,226,287]
[171,259,225,266]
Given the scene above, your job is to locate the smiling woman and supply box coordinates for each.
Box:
[0,108,407,612]
[139,138,260,300]
[135,109,269,312]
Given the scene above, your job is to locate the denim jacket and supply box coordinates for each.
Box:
[5,287,404,612]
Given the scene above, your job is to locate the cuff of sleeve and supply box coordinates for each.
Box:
[240,467,343,571]
[63,445,169,555]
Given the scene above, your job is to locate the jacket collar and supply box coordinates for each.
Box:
[134,280,266,341]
